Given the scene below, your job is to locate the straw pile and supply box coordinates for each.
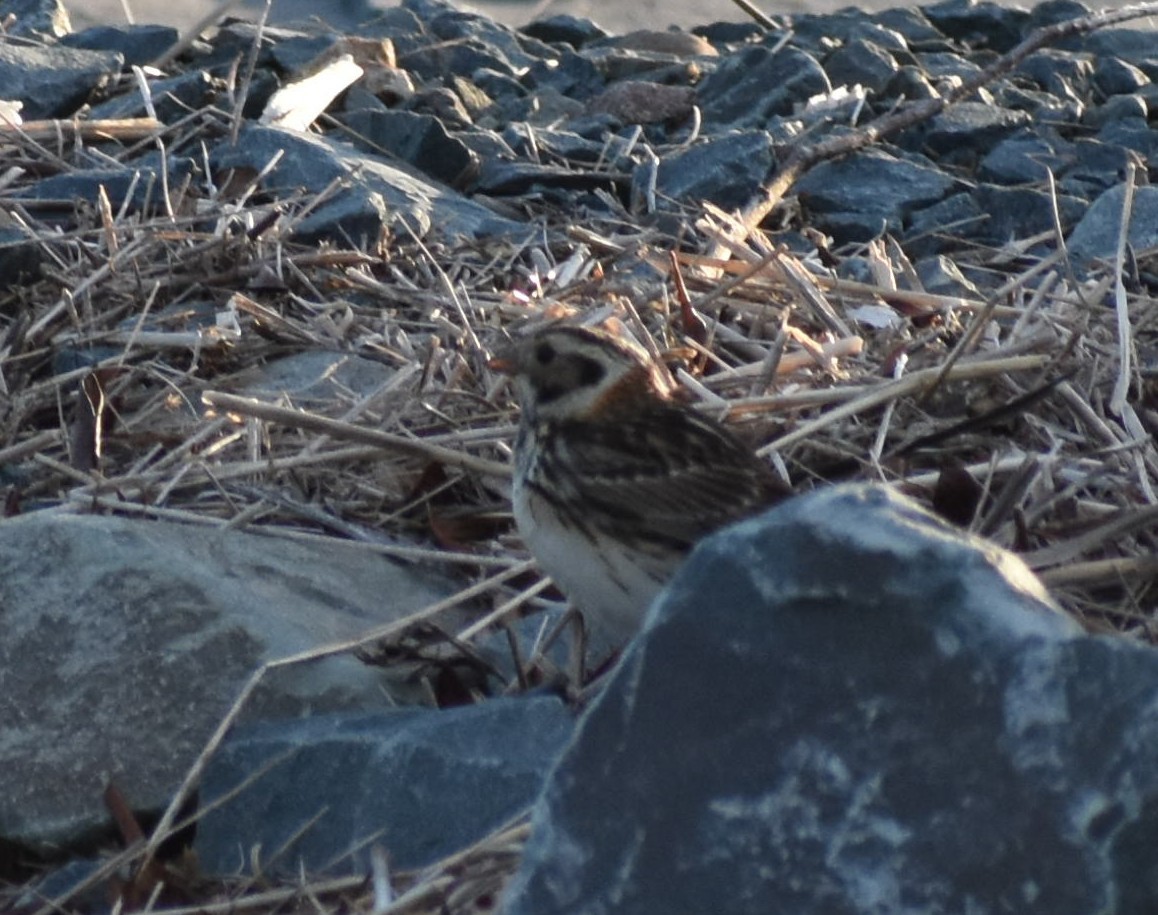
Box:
[3,4,1157,914]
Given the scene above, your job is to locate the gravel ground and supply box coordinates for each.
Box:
[72,0,1156,36]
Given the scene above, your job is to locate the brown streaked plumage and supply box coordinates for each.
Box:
[492,323,790,645]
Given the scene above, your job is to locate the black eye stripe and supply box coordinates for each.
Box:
[577,357,605,387]
[537,382,567,403]
[535,342,555,364]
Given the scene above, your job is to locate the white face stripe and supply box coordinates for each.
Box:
[514,328,665,425]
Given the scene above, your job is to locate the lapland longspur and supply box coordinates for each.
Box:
[491,324,791,645]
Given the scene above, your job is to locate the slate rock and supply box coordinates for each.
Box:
[886,65,940,101]
[519,14,609,49]
[0,42,122,120]
[475,159,623,200]
[342,109,479,188]
[914,49,986,85]
[503,485,1158,915]
[503,125,631,167]
[86,71,221,123]
[922,0,1029,51]
[59,24,178,67]
[1067,182,1158,266]
[585,80,695,125]
[905,191,986,258]
[196,697,575,876]
[521,50,604,100]
[1057,137,1138,199]
[1058,28,1158,69]
[210,125,523,244]
[973,184,1087,245]
[14,157,198,215]
[1081,94,1148,129]
[0,226,45,285]
[0,0,69,38]
[908,101,1031,158]
[1092,56,1150,98]
[692,20,766,46]
[1015,48,1093,97]
[399,38,519,84]
[871,7,949,48]
[846,20,910,53]
[483,87,585,129]
[822,37,900,95]
[695,44,830,130]
[1026,0,1092,30]
[359,4,425,49]
[794,149,958,242]
[268,33,344,74]
[424,5,548,72]
[644,130,776,214]
[978,132,1071,185]
[1097,116,1158,162]
[0,512,455,854]
[916,254,982,298]
[237,351,396,406]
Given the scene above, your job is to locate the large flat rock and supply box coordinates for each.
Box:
[0,512,453,854]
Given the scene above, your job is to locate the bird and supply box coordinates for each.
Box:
[490,322,791,646]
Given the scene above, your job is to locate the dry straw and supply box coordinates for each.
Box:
[5,0,1158,912]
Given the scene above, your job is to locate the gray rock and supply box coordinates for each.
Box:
[912,49,986,86]
[795,149,958,242]
[341,109,479,189]
[0,226,45,284]
[1091,56,1150,98]
[916,254,982,298]
[905,192,986,258]
[422,1,547,72]
[196,696,575,876]
[504,485,1158,915]
[519,14,610,49]
[0,513,454,854]
[398,38,520,84]
[823,38,899,95]
[645,131,776,214]
[1081,94,1148,129]
[696,44,830,129]
[1026,0,1092,30]
[15,157,198,213]
[237,351,396,406]
[268,33,344,74]
[923,0,1028,52]
[973,184,1087,245]
[693,21,765,46]
[85,71,221,122]
[60,24,179,66]
[210,125,525,244]
[1015,48,1093,98]
[871,7,948,48]
[0,0,69,38]
[912,101,1031,158]
[1097,116,1158,163]
[978,132,1071,185]
[0,42,122,120]
[1067,182,1158,266]
[886,65,940,101]
[476,159,625,199]
[1058,137,1138,199]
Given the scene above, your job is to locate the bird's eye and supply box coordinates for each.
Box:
[535,342,555,365]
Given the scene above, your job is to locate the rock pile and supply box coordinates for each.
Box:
[3,0,1158,911]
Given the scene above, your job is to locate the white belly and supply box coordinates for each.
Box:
[513,482,676,645]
